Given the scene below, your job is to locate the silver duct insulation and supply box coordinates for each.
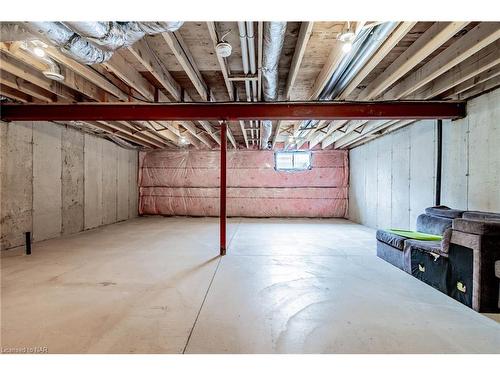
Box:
[261,21,286,148]
[2,21,183,65]
[321,22,397,99]
[22,22,114,64]
[297,22,397,137]
[63,22,183,51]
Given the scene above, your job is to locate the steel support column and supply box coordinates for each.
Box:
[220,121,227,256]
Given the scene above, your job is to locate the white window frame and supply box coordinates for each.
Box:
[274,151,312,171]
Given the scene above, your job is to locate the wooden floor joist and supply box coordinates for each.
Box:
[358,22,469,100]
[382,22,500,100]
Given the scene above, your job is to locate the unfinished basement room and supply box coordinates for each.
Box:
[1,3,500,365]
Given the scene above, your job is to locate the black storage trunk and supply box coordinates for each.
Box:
[410,248,449,294]
[447,244,474,308]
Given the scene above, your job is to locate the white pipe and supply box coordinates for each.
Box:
[246,21,257,101]
[238,22,253,144]
[237,22,252,103]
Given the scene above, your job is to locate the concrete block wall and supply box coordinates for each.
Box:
[349,87,500,229]
[441,87,500,212]
[349,120,436,230]
[0,121,139,250]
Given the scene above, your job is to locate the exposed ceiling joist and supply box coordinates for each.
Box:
[161,31,208,101]
[324,22,471,146]
[358,22,469,100]
[206,21,234,101]
[338,21,417,99]
[309,30,346,99]
[128,38,182,101]
[95,121,163,148]
[44,47,129,101]
[1,84,32,102]
[309,120,347,149]
[334,120,396,148]
[412,40,500,99]
[102,53,155,101]
[348,119,416,149]
[0,52,75,102]
[383,22,500,99]
[441,66,500,99]
[456,74,500,100]
[161,29,237,148]
[285,22,314,100]
[0,70,55,102]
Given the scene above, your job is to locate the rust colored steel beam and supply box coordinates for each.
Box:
[0,101,466,122]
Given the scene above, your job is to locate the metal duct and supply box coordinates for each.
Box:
[322,22,397,99]
[297,22,397,137]
[63,22,183,51]
[21,22,114,64]
[3,21,183,65]
[261,21,286,148]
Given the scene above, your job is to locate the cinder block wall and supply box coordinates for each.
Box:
[348,87,500,230]
[0,121,138,251]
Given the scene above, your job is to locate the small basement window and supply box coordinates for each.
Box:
[275,151,312,171]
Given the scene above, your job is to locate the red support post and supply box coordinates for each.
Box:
[220,121,227,256]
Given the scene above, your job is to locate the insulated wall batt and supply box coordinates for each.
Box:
[139,150,348,217]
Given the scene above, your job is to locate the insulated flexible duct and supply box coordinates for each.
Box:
[1,21,183,65]
[261,21,286,148]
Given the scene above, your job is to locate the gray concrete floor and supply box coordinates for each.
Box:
[1,217,499,354]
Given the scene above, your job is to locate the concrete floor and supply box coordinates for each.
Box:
[1,217,499,354]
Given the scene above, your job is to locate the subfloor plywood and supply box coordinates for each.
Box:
[1,217,498,354]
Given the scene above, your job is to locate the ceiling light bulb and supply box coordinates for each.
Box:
[342,42,352,53]
[288,136,295,143]
[33,46,46,58]
[179,136,188,145]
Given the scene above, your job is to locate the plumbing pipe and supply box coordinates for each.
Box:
[237,22,252,101]
[246,21,257,101]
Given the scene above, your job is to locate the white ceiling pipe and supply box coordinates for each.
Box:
[238,22,254,142]
[237,22,252,102]
[246,21,258,101]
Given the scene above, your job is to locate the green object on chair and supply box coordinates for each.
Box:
[387,229,442,241]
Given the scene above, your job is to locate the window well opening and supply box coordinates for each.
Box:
[274,151,312,171]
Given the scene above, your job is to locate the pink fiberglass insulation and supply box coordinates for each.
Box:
[139,150,348,218]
